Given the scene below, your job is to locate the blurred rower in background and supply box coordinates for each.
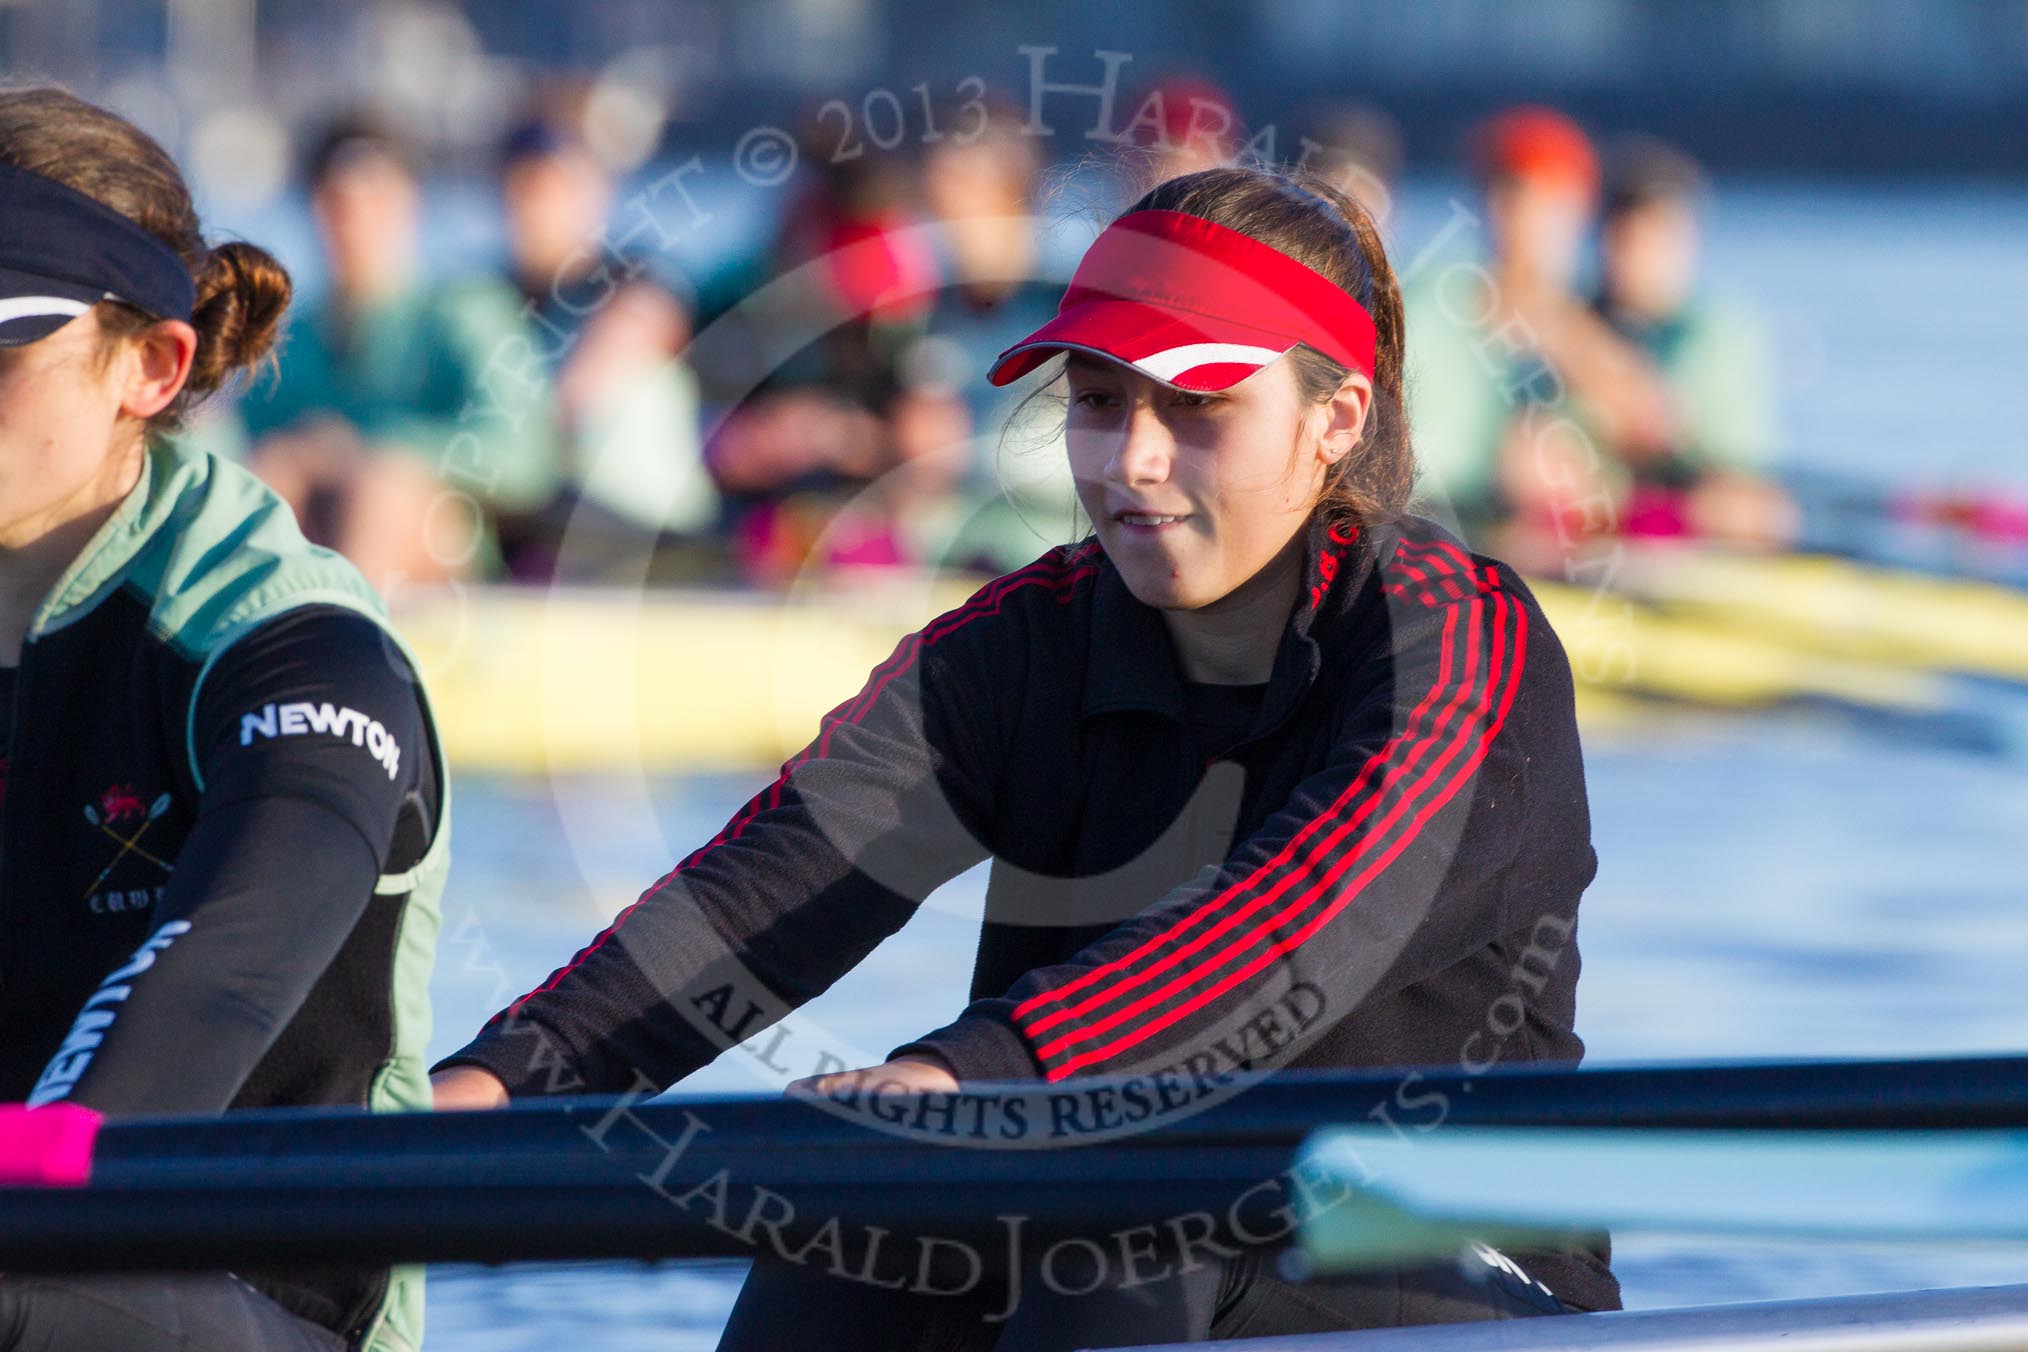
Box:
[702,117,918,581]
[1128,73,1243,185]
[238,116,557,590]
[1590,135,1795,548]
[492,112,717,580]
[1297,101,1404,230]
[1408,107,1791,565]
[911,96,1081,574]
[703,109,969,583]
[1406,105,1646,559]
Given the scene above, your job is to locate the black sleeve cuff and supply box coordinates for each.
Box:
[888,1001,1044,1083]
[432,1011,598,1099]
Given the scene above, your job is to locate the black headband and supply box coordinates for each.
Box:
[0,162,196,346]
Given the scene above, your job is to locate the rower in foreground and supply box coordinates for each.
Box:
[434,164,1618,1345]
[0,88,448,1352]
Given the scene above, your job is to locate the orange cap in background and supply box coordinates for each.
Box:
[1471,105,1600,197]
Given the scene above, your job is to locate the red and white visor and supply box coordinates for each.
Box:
[988,208,1376,391]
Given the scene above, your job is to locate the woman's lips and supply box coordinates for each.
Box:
[1113,511,1192,533]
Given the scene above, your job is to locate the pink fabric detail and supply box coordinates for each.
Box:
[0,1103,101,1187]
[1624,483,1692,539]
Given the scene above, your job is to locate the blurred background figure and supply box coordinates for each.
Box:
[1128,73,1243,184]
[701,108,958,583]
[1298,101,1404,229]
[491,110,717,580]
[910,96,1081,573]
[697,116,928,583]
[236,115,557,591]
[1407,105,1680,565]
[1592,135,1796,548]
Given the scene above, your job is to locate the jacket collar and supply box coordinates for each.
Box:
[1079,513,1377,733]
[32,438,199,638]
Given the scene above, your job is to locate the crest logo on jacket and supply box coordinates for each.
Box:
[83,785,175,912]
[93,783,148,828]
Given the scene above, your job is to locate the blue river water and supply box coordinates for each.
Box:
[416,703,2028,1350]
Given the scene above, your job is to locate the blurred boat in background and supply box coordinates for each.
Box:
[396,540,2028,776]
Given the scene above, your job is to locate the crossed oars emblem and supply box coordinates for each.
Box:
[82,792,175,900]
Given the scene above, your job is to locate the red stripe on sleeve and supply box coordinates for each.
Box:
[1040,593,1525,1079]
[1014,598,1479,1040]
[1011,540,1480,1031]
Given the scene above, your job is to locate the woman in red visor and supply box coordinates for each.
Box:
[435,166,1618,1345]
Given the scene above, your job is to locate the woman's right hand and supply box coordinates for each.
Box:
[430,1065,510,1111]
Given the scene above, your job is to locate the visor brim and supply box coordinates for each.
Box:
[0,267,106,348]
[987,299,1300,392]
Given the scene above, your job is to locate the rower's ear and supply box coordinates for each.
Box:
[1316,372,1372,465]
[117,318,198,422]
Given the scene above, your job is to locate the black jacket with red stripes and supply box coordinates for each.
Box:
[442,510,1616,1310]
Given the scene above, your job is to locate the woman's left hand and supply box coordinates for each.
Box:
[786,1055,959,1099]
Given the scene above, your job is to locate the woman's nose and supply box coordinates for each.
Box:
[1106,406,1174,487]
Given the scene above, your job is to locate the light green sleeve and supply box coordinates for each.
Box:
[1670,293,1778,473]
[574,360,718,534]
[413,278,568,513]
[1402,270,1508,515]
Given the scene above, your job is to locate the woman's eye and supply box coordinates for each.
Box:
[1169,391,1216,410]
[1070,389,1117,410]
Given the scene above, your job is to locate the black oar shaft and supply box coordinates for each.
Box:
[4,1055,2024,1273]
[1,1146,1299,1271]
[87,1050,2028,1170]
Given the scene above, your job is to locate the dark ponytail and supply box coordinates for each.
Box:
[0,84,292,431]
[1123,167,1414,531]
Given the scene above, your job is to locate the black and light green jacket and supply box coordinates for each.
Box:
[0,438,448,1350]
